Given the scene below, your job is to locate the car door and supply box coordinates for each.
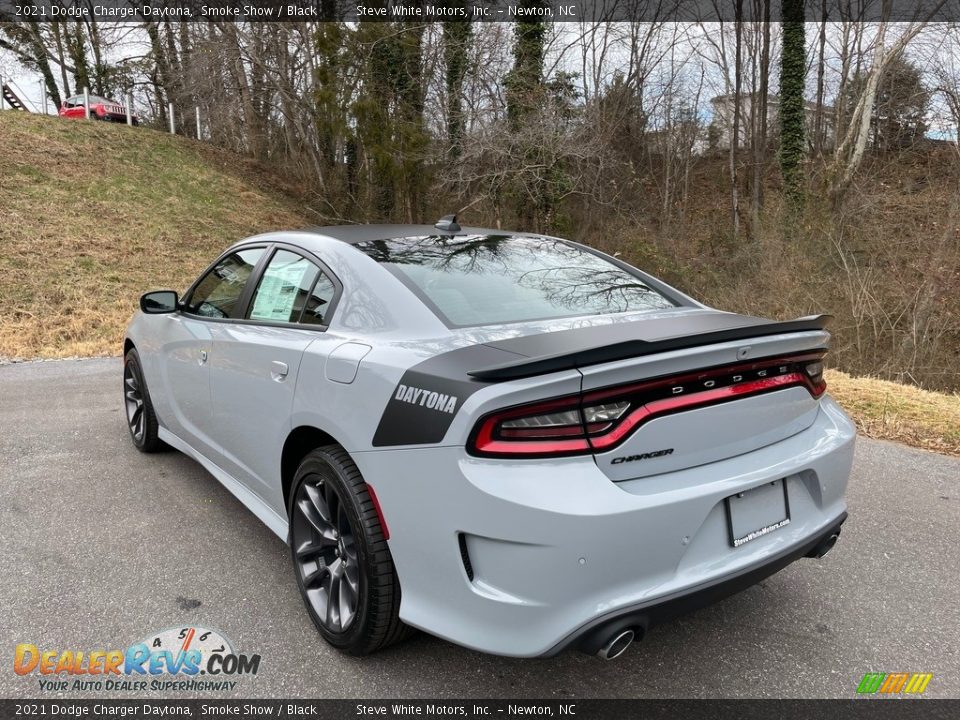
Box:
[60,97,81,118]
[157,246,267,460]
[207,246,341,515]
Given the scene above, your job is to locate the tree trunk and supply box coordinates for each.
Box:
[221,23,265,160]
[505,4,547,228]
[443,19,472,159]
[779,0,806,209]
[84,16,105,95]
[50,22,72,98]
[145,22,173,125]
[752,6,771,225]
[729,4,743,239]
[830,21,928,199]
[813,0,828,156]
[65,23,90,94]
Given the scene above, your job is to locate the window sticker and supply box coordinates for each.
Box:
[249,256,312,322]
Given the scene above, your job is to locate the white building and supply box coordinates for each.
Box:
[709,93,835,151]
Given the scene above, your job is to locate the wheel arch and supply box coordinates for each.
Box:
[281,425,343,515]
[123,337,135,356]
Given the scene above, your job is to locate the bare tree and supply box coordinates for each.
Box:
[830,12,943,198]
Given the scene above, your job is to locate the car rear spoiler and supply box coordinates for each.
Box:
[468,314,832,381]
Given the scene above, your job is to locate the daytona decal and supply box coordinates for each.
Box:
[394,384,458,414]
[371,343,522,447]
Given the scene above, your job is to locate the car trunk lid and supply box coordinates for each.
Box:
[466,309,829,476]
[577,329,828,479]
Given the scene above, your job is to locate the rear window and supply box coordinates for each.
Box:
[355,235,675,327]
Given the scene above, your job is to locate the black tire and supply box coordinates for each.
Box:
[123,348,163,453]
[289,445,411,655]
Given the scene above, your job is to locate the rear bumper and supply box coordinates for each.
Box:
[552,511,847,656]
[355,396,856,657]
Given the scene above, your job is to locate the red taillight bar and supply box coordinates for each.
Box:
[468,352,827,459]
[587,372,811,451]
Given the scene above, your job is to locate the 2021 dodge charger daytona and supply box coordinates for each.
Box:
[124,218,854,659]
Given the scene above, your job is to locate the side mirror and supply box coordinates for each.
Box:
[140,290,179,314]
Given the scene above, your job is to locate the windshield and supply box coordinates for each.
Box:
[355,235,676,327]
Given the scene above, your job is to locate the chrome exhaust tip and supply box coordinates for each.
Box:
[596,629,635,660]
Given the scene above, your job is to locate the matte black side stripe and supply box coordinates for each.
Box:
[371,343,521,447]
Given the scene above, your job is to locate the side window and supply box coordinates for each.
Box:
[184,248,265,319]
[301,274,336,326]
[248,249,335,325]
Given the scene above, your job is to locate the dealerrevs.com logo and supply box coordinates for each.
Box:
[14,626,260,693]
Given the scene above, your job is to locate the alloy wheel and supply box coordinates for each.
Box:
[123,364,145,442]
[292,478,361,633]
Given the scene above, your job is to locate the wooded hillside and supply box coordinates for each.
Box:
[2,13,958,388]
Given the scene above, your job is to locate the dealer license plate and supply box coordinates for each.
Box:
[726,479,790,547]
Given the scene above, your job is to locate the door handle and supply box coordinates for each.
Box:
[270,361,289,382]
[199,350,208,366]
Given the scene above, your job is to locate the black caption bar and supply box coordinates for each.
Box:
[2,0,960,23]
[2,700,959,720]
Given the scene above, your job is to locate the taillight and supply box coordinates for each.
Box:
[804,360,825,387]
[468,352,827,458]
[471,395,592,456]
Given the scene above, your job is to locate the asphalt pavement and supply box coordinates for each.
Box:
[1,358,957,699]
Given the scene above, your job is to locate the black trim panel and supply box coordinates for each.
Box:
[547,512,847,657]
[470,313,832,381]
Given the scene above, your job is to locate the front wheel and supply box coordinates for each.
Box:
[123,348,163,452]
[289,446,410,655]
